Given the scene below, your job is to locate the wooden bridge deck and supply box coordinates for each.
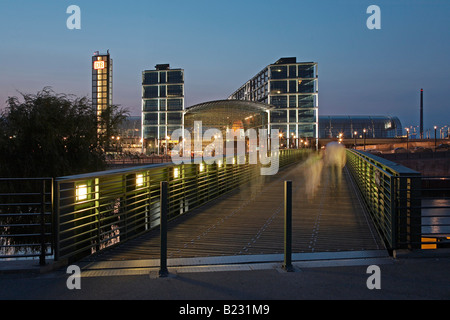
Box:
[84,159,386,262]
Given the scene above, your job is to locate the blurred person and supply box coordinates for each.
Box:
[324,141,346,188]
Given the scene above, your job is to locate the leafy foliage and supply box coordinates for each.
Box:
[0,87,129,178]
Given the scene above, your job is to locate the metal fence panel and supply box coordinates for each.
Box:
[0,178,53,265]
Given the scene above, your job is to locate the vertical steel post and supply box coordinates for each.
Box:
[40,179,46,266]
[53,180,60,261]
[283,180,293,272]
[159,181,169,277]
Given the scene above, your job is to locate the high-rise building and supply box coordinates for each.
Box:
[92,50,113,135]
[229,57,318,148]
[142,64,184,154]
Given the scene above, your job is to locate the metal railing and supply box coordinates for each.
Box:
[346,149,422,251]
[0,178,53,265]
[54,149,307,262]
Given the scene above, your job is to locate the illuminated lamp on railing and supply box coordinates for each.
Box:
[136,173,144,187]
[76,184,88,202]
[200,163,205,172]
[174,167,180,179]
[218,160,222,168]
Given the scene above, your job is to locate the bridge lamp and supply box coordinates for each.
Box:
[136,174,144,187]
[199,163,205,172]
[174,167,180,179]
[218,160,222,168]
[76,184,88,202]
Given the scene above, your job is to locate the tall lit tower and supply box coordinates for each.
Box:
[92,50,113,134]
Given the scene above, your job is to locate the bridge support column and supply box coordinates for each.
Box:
[283,180,294,272]
[159,181,169,277]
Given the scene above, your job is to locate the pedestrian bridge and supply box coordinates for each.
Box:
[3,148,446,269]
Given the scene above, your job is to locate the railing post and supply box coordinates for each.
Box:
[159,181,169,277]
[283,180,293,272]
[40,179,46,266]
[53,180,60,261]
[390,175,398,250]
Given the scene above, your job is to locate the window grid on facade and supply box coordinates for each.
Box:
[142,65,184,154]
[228,58,318,148]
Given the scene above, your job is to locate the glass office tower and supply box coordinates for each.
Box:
[142,64,184,154]
[229,57,318,149]
[92,50,113,135]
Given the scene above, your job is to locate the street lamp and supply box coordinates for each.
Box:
[406,128,409,151]
[434,126,437,149]
[363,129,367,150]
[166,135,170,155]
[354,131,357,148]
[291,132,295,149]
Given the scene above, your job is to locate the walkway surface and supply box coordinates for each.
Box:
[0,251,449,301]
[83,157,386,264]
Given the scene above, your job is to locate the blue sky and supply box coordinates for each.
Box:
[1,0,449,133]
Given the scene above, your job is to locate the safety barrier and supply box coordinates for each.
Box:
[346,149,422,251]
[53,149,307,262]
[0,178,53,265]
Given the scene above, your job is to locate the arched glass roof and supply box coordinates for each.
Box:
[184,100,272,133]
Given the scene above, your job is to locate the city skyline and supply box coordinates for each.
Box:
[1,0,449,132]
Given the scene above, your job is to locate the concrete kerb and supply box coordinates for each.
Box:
[3,249,450,276]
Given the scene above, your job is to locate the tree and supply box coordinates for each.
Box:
[97,103,130,153]
[0,87,129,178]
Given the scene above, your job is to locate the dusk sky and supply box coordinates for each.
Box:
[1,0,449,134]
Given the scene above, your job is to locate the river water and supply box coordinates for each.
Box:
[422,198,450,237]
